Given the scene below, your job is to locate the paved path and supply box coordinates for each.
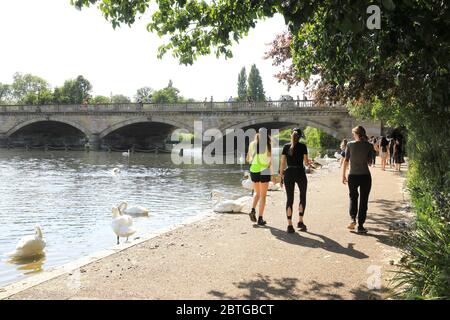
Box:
[5,165,410,300]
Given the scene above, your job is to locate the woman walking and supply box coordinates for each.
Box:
[279,128,312,233]
[388,138,395,168]
[393,138,404,171]
[247,128,275,226]
[342,126,374,234]
[379,136,389,171]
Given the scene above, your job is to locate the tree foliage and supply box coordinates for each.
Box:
[92,95,111,104]
[11,72,53,105]
[0,83,11,104]
[247,64,265,102]
[110,94,131,103]
[237,67,247,102]
[152,80,181,103]
[135,86,153,103]
[53,75,92,104]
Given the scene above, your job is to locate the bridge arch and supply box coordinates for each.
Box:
[98,116,193,140]
[222,116,342,138]
[6,117,92,138]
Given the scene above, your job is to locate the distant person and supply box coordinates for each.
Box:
[371,137,378,167]
[388,138,395,168]
[393,138,404,171]
[339,138,348,168]
[247,128,275,226]
[279,128,312,233]
[379,136,389,171]
[342,126,373,234]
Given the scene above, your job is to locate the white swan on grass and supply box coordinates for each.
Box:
[112,207,137,245]
[211,191,250,213]
[118,201,149,217]
[9,226,46,259]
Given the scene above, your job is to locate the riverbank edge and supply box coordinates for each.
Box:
[0,209,223,299]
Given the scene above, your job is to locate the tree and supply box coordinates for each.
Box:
[237,67,247,102]
[135,87,153,103]
[247,64,265,102]
[152,80,180,104]
[53,75,92,104]
[11,72,53,105]
[92,95,111,104]
[0,83,11,104]
[111,94,131,103]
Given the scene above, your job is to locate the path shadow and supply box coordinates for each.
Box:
[208,275,390,300]
[267,226,369,259]
[208,273,300,299]
[363,198,412,246]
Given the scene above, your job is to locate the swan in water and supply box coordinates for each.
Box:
[211,191,249,213]
[122,150,130,157]
[111,207,137,244]
[9,226,46,259]
[111,167,121,175]
[118,201,149,217]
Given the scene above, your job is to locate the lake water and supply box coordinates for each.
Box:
[0,150,251,287]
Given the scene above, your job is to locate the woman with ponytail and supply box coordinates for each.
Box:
[279,128,312,233]
[342,125,374,234]
[247,128,275,226]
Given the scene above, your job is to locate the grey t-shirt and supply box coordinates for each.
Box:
[345,141,373,175]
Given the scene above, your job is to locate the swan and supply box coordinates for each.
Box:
[111,207,137,244]
[314,155,332,166]
[9,226,46,259]
[118,201,149,217]
[334,152,343,160]
[268,181,281,191]
[111,167,120,174]
[211,191,248,213]
[241,171,253,190]
[122,150,130,157]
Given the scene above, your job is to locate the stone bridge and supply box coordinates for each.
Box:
[0,100,381,150]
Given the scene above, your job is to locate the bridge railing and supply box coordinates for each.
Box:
[0,100,343,113]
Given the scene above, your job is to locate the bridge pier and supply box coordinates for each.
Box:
[87,134,101,151]
[0,134,7,148]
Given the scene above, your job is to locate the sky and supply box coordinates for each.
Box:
[0,0,306,102]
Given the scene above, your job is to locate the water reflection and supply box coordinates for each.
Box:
[8,255,46,275]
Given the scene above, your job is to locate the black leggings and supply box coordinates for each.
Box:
[348,174,372,226]
[284,168,307,218]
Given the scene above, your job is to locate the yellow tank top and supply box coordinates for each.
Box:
[248,141,270,173]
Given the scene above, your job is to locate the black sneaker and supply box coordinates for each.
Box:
[297,222,307,232]
[357,226,368,234]
[287,225,295,233]
[249,208,256,222]
[257,216,267,226]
